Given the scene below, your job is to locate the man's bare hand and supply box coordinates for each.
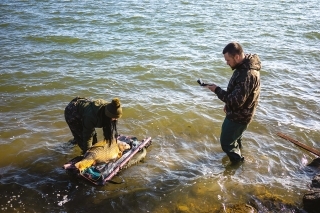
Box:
[207,84,218,92]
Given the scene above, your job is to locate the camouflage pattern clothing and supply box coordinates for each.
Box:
[64,97,99,152]
[215,54,261,124]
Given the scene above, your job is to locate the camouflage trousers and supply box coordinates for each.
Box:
[64,97,97,151]
[64,97,83,145]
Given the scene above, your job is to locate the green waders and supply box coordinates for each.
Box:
[220,117,248,163]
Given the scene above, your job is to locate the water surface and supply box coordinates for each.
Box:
[0,0,320,212]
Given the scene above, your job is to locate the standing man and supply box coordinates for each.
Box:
[207,42,261,164]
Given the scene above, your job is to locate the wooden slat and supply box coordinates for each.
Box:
[277,132,320,157]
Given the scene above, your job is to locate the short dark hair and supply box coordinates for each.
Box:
[222,42,243,57]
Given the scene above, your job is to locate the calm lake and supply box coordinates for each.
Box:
[0,0,319,212]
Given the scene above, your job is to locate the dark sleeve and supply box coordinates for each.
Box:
[215,74,252,110]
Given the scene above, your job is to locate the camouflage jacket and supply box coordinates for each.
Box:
[215,54,261,124]
[77,99,107,150]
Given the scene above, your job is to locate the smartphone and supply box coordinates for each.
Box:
[197,79,208,86]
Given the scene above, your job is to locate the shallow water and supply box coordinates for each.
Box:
[0,0,320,212]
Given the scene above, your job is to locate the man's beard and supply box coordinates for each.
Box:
[230,62,240,70]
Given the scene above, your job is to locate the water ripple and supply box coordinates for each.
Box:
[0,0,319,212]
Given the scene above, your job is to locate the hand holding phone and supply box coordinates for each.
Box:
[197,79,208,86]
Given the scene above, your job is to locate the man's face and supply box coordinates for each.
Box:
[224,53,239,70]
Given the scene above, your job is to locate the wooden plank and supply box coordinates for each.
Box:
[277,132,320,157]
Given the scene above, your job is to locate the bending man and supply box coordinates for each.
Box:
[64,97,123,153]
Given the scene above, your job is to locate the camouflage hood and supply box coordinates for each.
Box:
[236,53,261,72]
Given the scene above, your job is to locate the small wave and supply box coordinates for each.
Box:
[25,35,81,44]
[304,31,320,40]
[0,23,10,27]
[72,49,133,59]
